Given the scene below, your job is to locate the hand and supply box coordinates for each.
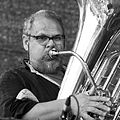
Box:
[71,93,111,120]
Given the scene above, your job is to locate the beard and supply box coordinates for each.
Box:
[32,55,63,74]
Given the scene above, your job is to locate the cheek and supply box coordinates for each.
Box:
[57,42,64,50]
[29,43,45,59]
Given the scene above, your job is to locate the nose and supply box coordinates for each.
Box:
[46,39,56,49]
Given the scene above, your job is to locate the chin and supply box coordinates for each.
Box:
[45,61,61,73]
[37,60,62,74]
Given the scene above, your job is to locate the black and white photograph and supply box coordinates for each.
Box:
[0,0,120,120]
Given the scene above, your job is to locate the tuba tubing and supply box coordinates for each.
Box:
[52,0,120,120]
[57,0,114,100]
[49,50,97,90]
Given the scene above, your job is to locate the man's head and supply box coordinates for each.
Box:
[22,10,65,74]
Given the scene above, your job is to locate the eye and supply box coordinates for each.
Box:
[53,35,65,41]
[36,35,49,42]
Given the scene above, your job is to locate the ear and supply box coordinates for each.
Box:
[22,35,29,51]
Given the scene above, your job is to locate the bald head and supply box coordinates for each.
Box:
[23,10,64,35]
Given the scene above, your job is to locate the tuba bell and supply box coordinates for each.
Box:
[49,0,120,119]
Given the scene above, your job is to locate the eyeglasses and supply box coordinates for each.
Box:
[24,33,65,45]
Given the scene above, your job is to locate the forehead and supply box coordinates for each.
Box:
[31,16,63,35]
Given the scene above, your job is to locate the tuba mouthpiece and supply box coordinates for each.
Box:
[49,48,59,58]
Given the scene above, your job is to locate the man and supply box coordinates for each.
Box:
[0,10,110,120]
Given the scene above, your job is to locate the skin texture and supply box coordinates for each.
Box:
[23,16,64,74]
[22,12,111,120]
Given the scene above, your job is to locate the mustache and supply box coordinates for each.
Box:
[41,53,62,61]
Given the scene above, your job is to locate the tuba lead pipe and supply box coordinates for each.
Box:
[49,49,97,89]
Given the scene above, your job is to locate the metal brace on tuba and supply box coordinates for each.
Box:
[49,0,120,120]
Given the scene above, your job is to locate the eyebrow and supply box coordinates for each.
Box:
[35,33,65,37]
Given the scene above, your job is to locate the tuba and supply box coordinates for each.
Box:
[49,0,120,119]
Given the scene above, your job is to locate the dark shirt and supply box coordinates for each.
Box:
[0,61,59,119]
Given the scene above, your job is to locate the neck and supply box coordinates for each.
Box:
[27,60,64,85]
[46,70,64,85]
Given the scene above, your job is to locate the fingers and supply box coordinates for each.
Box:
[90,101,110,112]
[75,93,111,120]
[86,107,107,117]
[88,95,110,102]
[80,106,108,120]
[82,113,95,120]
[79,101,110,118]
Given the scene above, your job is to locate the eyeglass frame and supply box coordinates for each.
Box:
[23,33,65,46]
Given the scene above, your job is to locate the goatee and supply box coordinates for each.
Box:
[35,59,63,74]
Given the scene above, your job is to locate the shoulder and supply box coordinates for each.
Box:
[0,66,30,88]
[0,66,27,79]
[0,58,32,80]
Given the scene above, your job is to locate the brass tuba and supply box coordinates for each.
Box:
[49,0,120,119]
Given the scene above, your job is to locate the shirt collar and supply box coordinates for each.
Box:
[26,62,61,87]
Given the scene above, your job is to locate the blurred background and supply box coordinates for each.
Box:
[0,0,79,75]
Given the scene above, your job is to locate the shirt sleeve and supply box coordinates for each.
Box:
[0,70,38,119]
[10,98,38,119]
